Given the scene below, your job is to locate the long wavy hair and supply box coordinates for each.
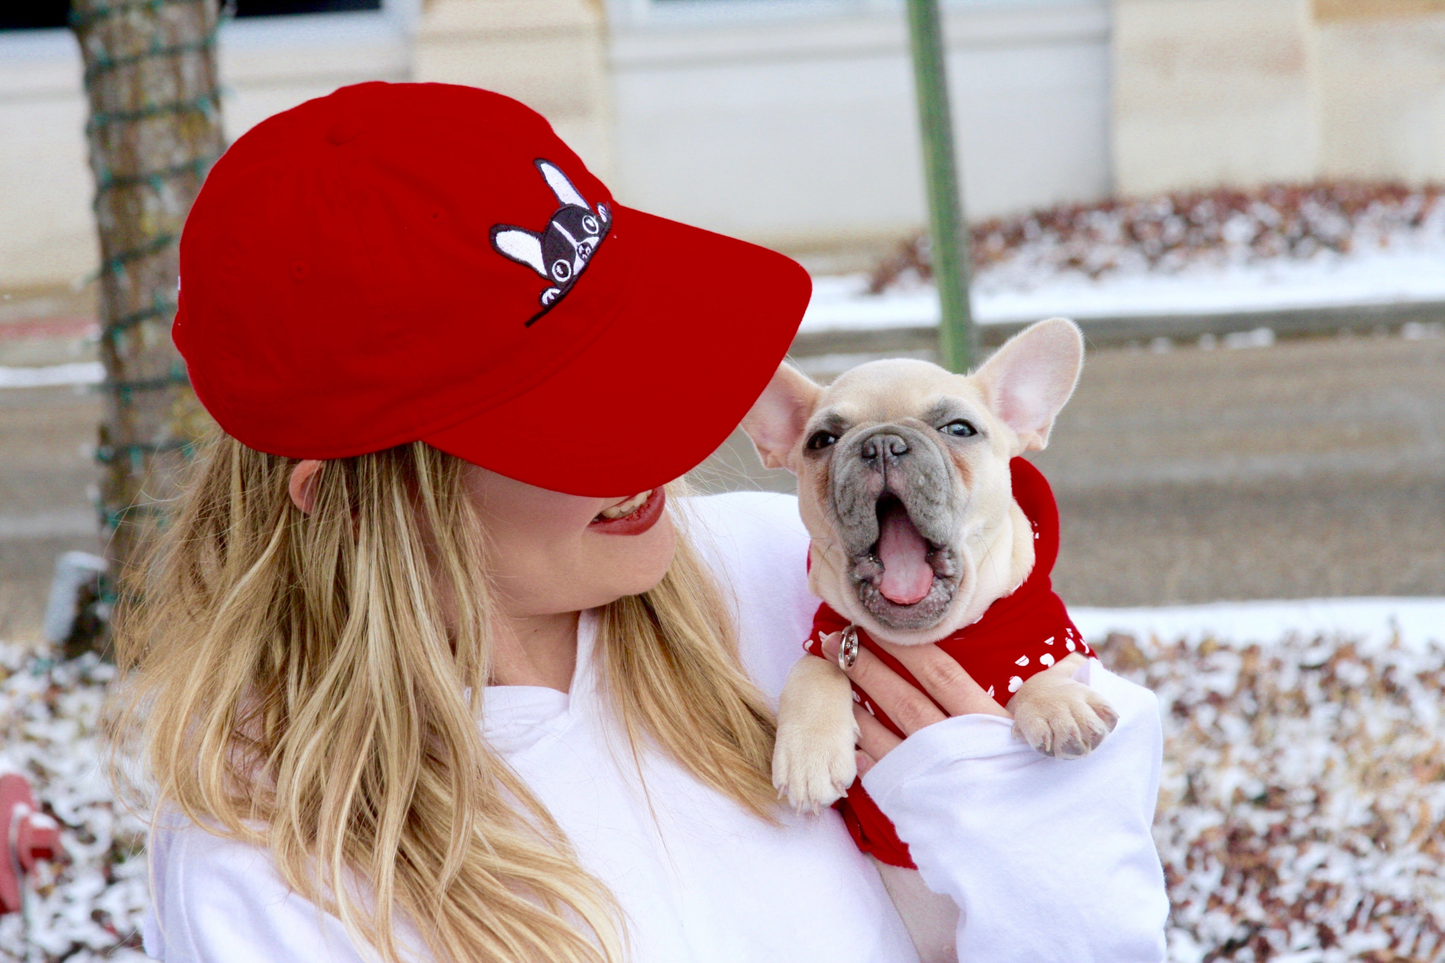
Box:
[108,434,777,962]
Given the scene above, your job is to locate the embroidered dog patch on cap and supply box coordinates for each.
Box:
[490,159,612,325]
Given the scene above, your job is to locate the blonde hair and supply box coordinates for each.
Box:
[109,434,777,963]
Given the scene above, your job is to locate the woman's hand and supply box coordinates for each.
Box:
[819,633,1011,777]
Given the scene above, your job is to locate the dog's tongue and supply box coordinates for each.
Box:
[877,501,933,605]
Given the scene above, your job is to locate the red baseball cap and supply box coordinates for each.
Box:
[174,81,810,496]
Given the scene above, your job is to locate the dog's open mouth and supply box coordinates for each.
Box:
[851,494,959,629]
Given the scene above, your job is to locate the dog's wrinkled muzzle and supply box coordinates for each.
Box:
[829,425,963,631]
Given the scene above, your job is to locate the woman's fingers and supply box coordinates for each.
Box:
[854,707,900,766]
[822,633,947,737]
[873,637,1011,719]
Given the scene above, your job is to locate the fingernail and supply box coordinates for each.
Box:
[820,631,841,659]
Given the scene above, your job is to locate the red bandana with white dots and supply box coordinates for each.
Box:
[804,457,1092,869]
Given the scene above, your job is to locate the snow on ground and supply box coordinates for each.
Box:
[0,364,103,390]
[1102,632,1445,962]
[803,183,1445,333]
[1,596,1444,960]
[1089,596,1445,963]
[801,249,1445,333]
[1077,597,1445,651]
[0,646,147,962]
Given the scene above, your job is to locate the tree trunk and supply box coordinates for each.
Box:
[70,0,225,656]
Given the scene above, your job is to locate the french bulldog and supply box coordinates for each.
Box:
[741,317,1117,961]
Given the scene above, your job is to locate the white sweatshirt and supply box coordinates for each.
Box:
[142,491,1168,963]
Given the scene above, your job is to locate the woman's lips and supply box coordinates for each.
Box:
[588,488,666,536]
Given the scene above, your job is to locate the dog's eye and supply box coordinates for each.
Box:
[806,430,838,450]
[940,420,976,438]
[551,260,572,282]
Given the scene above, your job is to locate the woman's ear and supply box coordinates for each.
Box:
[741,362,822,472]
[288,460,324,514]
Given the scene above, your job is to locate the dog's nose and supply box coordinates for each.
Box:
[860,432,910,465]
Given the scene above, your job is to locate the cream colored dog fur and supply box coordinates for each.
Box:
[741,318,1117,962]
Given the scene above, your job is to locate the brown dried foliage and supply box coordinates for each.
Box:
[870,182,1445,294]
[1098,633,1445,962]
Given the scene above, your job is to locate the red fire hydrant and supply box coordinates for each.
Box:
[0,771,64,914]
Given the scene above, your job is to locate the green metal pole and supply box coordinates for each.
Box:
[904,0,976,372]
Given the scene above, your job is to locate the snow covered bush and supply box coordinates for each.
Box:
[871,182,1445,293]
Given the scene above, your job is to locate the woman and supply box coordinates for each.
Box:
[117,82,1168,963]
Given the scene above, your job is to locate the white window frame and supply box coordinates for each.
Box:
[220,0,417,50]
[0,0,419,68]
[607,0,1095,31]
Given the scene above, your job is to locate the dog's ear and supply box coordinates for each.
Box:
[973,317,1083,453]
[741,362,821,472]
[536,160,589,209]
[490,226,548,276]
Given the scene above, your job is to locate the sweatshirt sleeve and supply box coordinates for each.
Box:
[145,824,378,963]
[677,491,819,704]
[860,661,1169,963]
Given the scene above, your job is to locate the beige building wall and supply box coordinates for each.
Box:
[1112,0,1445,195]
[413,0,613,181]
[10,0,1445,291]
[1,0,1109,290]
[1112,0,1321,196]
[0,0,610,291]
[0,9,411,291]
[607,0,1114,255]
[218,13,410,146]
[0,35,98,290]
[1315,2,1445,182]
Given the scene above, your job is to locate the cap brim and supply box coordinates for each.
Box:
[424,208,811,496]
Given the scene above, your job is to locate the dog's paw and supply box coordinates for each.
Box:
[772,717,860,814]
[1011,680,1118,760]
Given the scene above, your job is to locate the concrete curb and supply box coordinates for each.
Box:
[789,299,1445,357]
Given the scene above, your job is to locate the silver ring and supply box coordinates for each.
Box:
[838,625,860,671]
